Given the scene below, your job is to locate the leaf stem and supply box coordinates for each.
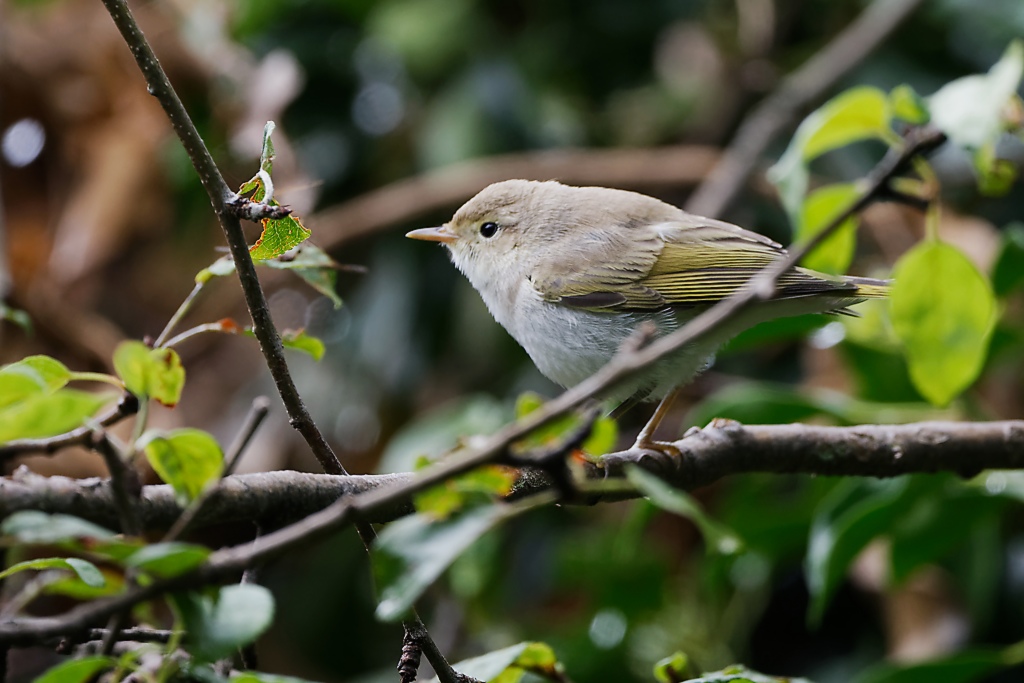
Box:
[154,282,205,348]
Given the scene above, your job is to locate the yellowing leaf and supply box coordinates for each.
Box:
[891,242,996,406]
[113,341,185,406]
[249,214,312,261]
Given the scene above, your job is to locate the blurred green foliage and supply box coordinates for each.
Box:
[5,0,1024,681]
[223,1,1024,681]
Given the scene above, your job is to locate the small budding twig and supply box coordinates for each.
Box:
[225,195,293,222]
[398,627,423,683]
[90,430,142,538]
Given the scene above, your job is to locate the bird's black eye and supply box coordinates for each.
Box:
[479,221,499,238]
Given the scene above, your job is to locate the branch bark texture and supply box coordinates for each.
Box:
[5,420,1021,533]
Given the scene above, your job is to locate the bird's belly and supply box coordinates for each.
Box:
[507,297,709,401]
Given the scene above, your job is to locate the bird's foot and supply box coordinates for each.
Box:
[630,436,682,458]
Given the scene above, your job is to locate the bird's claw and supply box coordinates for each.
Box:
[631,437,682,459]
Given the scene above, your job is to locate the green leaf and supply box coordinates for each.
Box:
[0,302,32,333]
[806,478,908,626]
[514,392,544,418]
[582,414,618,456]
[0,389,112,443]
[3,356,70,394]
[974,142,1018,197]
[126,542,211,578]
[799,87,891,161]
[678,665,813,682]
[889,84,930,124]
[796,183,861,275]
[992,222,1024,296]
[513,392,612,456]
[770,86,891,221]
[855,650,1007,683]
[196,255,236,284]
[259,121,276,174]
[238,125,312,261]
[240,328,326,361]
[424,642,562,683]
[373,505,514,621]
[684,381,945,429]
[0,355,71,409]
[654,652,691,683]
[32,656,114,683]
[238,123,276,197]
[231,673,321,683]
[139,429,224,505]
[1,511,116,544]
[378,395,511,474]
[260,244,344,308]
[281,329,325,361]
[44,569,124,599]
[888,486,1001,585]
[173,584,275,662]
[249,215,312,261]
[414,465,517,519]
[627,467,742,555]
[0,557,105,587]
[891,241,996,406]
[113,341,185,406]
[929,40,1024,149]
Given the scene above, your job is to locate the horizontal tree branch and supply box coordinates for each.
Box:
[311,146,721,248]
[598,419,1024,488]
[0,467,414,530]
[4,420,1021,534]
[1,418,1020,644]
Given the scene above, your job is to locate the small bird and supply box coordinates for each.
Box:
[407,179,887,452]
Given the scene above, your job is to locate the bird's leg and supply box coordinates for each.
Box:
[631,387,682,456]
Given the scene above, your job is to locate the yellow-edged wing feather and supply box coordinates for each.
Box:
[532,213,884,311]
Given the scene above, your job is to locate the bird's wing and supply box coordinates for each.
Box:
[528,217,667,309]
[532,214,857,311]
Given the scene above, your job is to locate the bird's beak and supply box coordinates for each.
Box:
[406,225,457,244]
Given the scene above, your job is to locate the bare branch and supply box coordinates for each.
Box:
[312,146,720,248]
[596,420,1024,491]
[97,0,344,478]
[684,0,926,218]
[90,431,142,537]
[0,419,1021,644]
[0,468,413,530]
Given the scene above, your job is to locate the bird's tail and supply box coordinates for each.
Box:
[844,275,891,299]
